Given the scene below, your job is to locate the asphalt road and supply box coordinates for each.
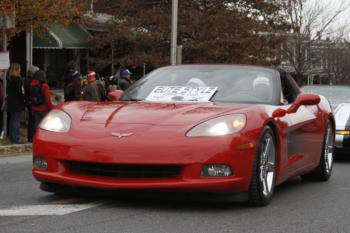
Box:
[1,154,350,233]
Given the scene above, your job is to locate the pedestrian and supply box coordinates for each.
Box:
[108,66,122,93]
[96,74,107,101]
[82,70,100,101]
[7,63,25,144]
[64,71,82,102]
[63,61,77,93]
[30,70,54,128]
[25,65,39,142]
[118,69,132,91]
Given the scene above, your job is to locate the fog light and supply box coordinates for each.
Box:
[34,157,48,170]
[201,165,232,177]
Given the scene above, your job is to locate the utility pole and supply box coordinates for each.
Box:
[0,4,15,139]
[1,15,8,139]
[143,63,146,77]
[91,0,94,13]
[170,0,178,65]
[111,44,114,76]
[26,25,33,70]
[176,45,182,65]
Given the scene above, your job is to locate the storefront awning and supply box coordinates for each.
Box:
[33,24,92,49]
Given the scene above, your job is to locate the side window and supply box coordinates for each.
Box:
[280,74,298,105]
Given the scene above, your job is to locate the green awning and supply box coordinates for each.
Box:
[33,24,92,49]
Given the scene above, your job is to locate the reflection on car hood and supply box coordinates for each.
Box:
[63,101,253,127]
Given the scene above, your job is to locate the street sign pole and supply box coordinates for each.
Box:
[170,0,178,65]
[1,15,8,139]
[0,4,15,139]
[26,25,33,70]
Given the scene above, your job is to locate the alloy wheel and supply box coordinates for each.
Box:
[324,125,334,174]
[260,133,276,197]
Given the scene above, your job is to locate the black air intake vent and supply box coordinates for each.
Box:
[69,161,181,179]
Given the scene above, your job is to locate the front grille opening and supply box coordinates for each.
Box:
[69,161,181,179]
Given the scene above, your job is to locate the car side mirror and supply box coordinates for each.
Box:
[107,90,124,101]
[272,108,287,118]
[287,93,320,114]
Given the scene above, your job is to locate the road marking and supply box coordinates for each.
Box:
[0,201,104,216]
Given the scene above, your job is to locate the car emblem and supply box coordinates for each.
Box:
[111,132,133,139]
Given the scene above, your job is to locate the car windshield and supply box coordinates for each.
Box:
[301,85,350,109]
[120,66,277,104]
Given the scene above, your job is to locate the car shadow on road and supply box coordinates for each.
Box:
[99,178,311,211]
[34,175,323,212]
[334,154,350,163]
[105,194,248,211]
[272,176,309,199]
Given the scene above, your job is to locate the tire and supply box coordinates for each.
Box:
[302,121,334,182]
[248,126,276,206]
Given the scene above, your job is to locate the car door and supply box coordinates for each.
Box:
[279,75,323,173]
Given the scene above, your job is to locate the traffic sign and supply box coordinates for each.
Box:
[0,51,10,69]
[0,4,15,12]
[0,4,15,30]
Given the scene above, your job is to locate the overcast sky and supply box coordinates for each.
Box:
[305,0,350,39]
[332,0,350,22]
[330,0,350,39]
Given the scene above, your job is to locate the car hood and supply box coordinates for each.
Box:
[62,101,253,127]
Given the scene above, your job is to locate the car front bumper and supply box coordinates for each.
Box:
[32,129,258,194]
[335,134,350,149]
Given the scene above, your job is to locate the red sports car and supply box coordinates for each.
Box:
[33,65,334,206]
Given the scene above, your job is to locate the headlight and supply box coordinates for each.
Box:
[186,114,246,137]
[39,110,71,132]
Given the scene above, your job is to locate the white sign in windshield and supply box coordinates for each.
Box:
[146,86,218,102]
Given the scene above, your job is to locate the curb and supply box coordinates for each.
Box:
[0,143,32,156]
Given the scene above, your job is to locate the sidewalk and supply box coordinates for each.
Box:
[0,126,33,156]
[0,143,32,156]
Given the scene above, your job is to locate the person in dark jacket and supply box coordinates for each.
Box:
[118,69,132,91]
[96,74,107,101]
[82,70,100,101]
[63,62,77,88]
[25,65,39,142]
[64,71,82,102]
[30,70,55,128]
[7,63,25,144]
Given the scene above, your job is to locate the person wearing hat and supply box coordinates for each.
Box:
[118,69,132,91]
[64,71,82,102]
[30,70,55,129]
[63,61,77,88]
[82,70,100,101]
[25,65,40,142]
